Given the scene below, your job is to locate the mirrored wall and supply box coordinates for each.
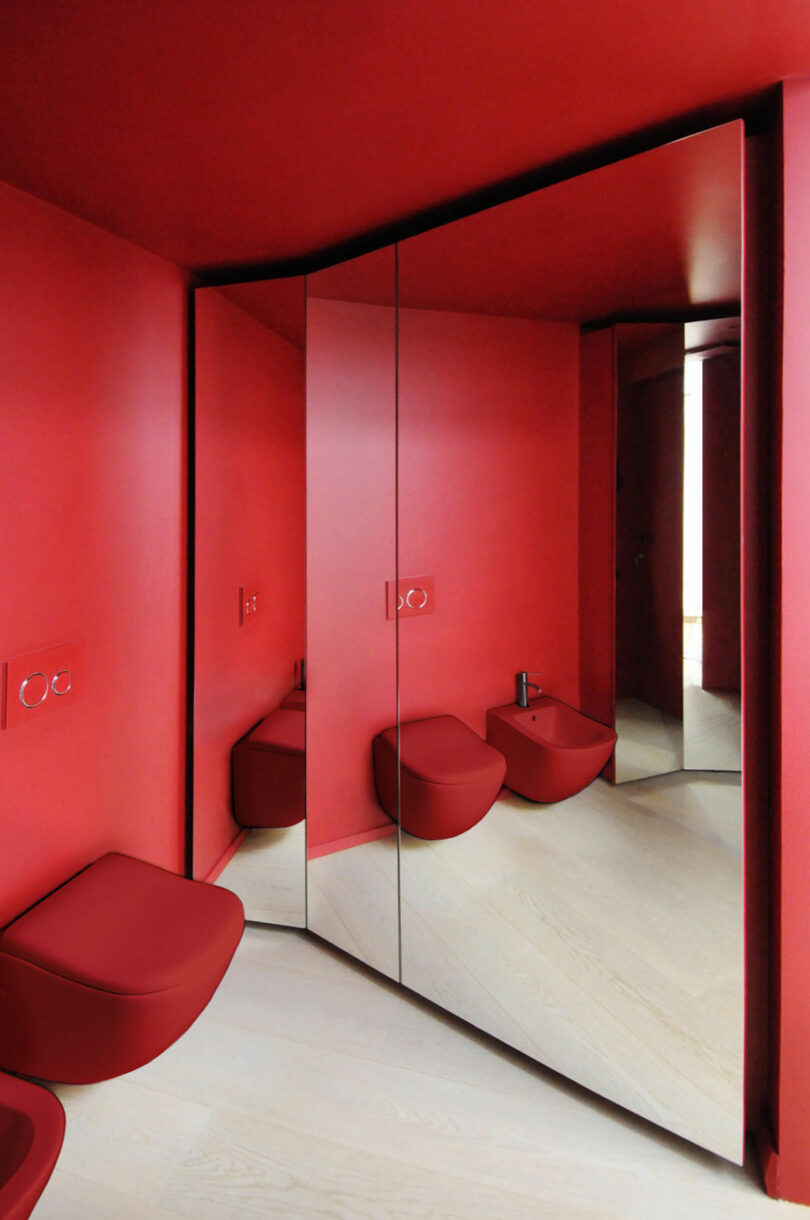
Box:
[305,248,400,981]
[613,320,742,783]
[193,276,307,926]
[192,118,750,1164]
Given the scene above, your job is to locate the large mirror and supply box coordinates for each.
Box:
[395,122,745,1161]
[305,248,400,980]
[191,119,751,1165]
[193,277,307,926]
[613,320,742,782]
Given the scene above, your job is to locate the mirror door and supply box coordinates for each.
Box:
[193,278,307,925]
[396,122,745,1161]
[305,248,400,980]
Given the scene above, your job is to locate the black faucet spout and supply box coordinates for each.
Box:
[515,671,542,708]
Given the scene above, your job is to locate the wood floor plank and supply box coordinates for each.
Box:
[37,927,802,1219]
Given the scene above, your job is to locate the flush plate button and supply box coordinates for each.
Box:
[3,641,84,729]
[386,576,435,619]
[239,584,262,626]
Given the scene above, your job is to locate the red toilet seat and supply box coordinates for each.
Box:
[373,714,506,839]
[232,707,305,828]
[0,853,243,1084]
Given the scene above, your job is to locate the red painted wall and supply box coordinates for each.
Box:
[0,179,187,926]
[397,308,580,731]
[305,293,397,856]
[194,288,306,879]
[615,370,684,720]
[578,329,616,733]
[762,79,810,1205]
[702,352,742,692]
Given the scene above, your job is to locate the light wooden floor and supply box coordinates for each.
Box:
[614,698,683,781]
[307,834,399,982]
[216,824,306,927]
[32,924,800,1219]
[616,681,742,781]
[683,666,743,772]
[400,774,744,1162]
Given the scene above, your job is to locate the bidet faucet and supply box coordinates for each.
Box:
[515,671,542,708]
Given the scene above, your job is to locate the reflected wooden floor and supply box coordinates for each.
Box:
[615,698,683,781]
[216,825,306,927]
[307,833,399,981]
[683,667,743,772]
[34,924,795,1219]
[400,773,744,1162]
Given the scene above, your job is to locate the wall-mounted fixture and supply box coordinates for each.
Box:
[3,641,83,729]
[239,584,262,625]
[386,575,435,619]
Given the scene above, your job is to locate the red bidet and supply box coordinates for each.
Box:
[0,1074,64,1220]
[486,696,616,803]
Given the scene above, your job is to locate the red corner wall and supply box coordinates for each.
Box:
[0,180,188,926]
[762,78,810,1205]
[578,329,616,731]
[193,289,306,879]
[397,309,581,730]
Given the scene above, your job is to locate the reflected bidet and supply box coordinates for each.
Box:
[486,696,616,803]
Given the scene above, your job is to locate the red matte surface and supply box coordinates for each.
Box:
[281,688,306,711]
[245,708,305,755]
[487,696,616,803]
[3,640,85,731]
[194,287,305,878]
[396,306,580,737]
[232,710,305,829]
[702,353,742,692]
[398,124,742,323]
[0,1074,64,1220]
[386,575,435,620]
[0,5,807,271]
[0,179,187,929]
[374,716,506,840]
[0,854,244,1083]
[615,367,684,720]
[306,258,397,855]
[765,79,810,1205]
[578,329,616,740]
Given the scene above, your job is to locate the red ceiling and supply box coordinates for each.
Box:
[1,1,809,272]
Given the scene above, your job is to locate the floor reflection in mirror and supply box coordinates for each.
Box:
[399,773,743,1161]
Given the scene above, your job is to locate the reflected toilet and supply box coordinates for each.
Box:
[373,714,506,839]
[232,702,305,828]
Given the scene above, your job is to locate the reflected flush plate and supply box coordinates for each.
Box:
[386,576,435,619]
[239,584,262,625]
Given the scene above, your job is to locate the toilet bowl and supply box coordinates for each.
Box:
[232,707,305,828]
[373,714,506,840]
[486,695,616,803]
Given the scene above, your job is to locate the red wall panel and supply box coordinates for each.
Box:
[578,329,616,732]
[194,289,305,879]
[305,295,397,855]
[0,180,187,925]
[762,79,810,1205]
[397,309,580,733]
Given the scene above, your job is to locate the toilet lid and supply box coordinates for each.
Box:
[379,715,505,785]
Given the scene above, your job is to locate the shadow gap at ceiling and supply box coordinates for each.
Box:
[197,88,776,288]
